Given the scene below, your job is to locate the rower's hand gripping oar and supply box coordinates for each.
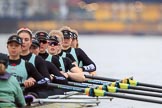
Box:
[85,75,162,89]
[20,79,48,106]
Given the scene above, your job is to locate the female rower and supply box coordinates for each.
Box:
[0,53,26,108]
[35,31,85,82]
[17,28,51,81]
[48,30,85,82]
[6,35,49,100]
[35,31,61,71]
[60,27,97,76]
[6,35,44,88]
[30,38,68,95]
[48,30,76,65]
[30,38,68,85]
[70,29,79,48]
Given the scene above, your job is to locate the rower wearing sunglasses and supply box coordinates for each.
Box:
[35,31,61,71]
[47,30,85,82]
[30,38,68,84]
[30,37,68,95]
[35,32,85,82]
[60,26,97,76]
[48,30,76,65]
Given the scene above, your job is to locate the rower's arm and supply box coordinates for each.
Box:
[25,62,44,81]
[35,56,51,80]
[82,64,96,72]
[76,48,97,73]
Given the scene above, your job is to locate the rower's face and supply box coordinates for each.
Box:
[18,32,32,51]
[47,41,59,55]
[71,39,78,48]
[39,40,48,53]
[7,42,22,57]
[30,46,40,55]
[62,38,72,48]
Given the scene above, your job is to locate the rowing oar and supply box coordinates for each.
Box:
[47,83,162,104]
[68,81,162,98]
[84,79,162,93]
[85,75,162,89]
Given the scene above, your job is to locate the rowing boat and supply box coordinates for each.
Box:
[28,98,101,108]
[27,92,108,108]
[30,99,100,108]
[27,91,114,108]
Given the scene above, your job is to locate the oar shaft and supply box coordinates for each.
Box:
[84,80,110,85]
[104,92,162,104]
[130,86,162,93]
[117,89,162,98]
[68,82,90,88]
[138,82,162,89]
[85,75,119,82]
[48,83,85,93]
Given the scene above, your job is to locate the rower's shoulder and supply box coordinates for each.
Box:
[74,48,86,54]
[24,61,36,71]
[74,47,83,52]
[45,61,55,67]
[35,55,45,61]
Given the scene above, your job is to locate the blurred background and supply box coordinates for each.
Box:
[0,0,162,35]
[0,1,162,107]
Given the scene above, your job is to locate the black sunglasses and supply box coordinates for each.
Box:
[48,41,58,46]
[39,40,47,44]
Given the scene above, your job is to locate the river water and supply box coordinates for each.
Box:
[1,34,162,108]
